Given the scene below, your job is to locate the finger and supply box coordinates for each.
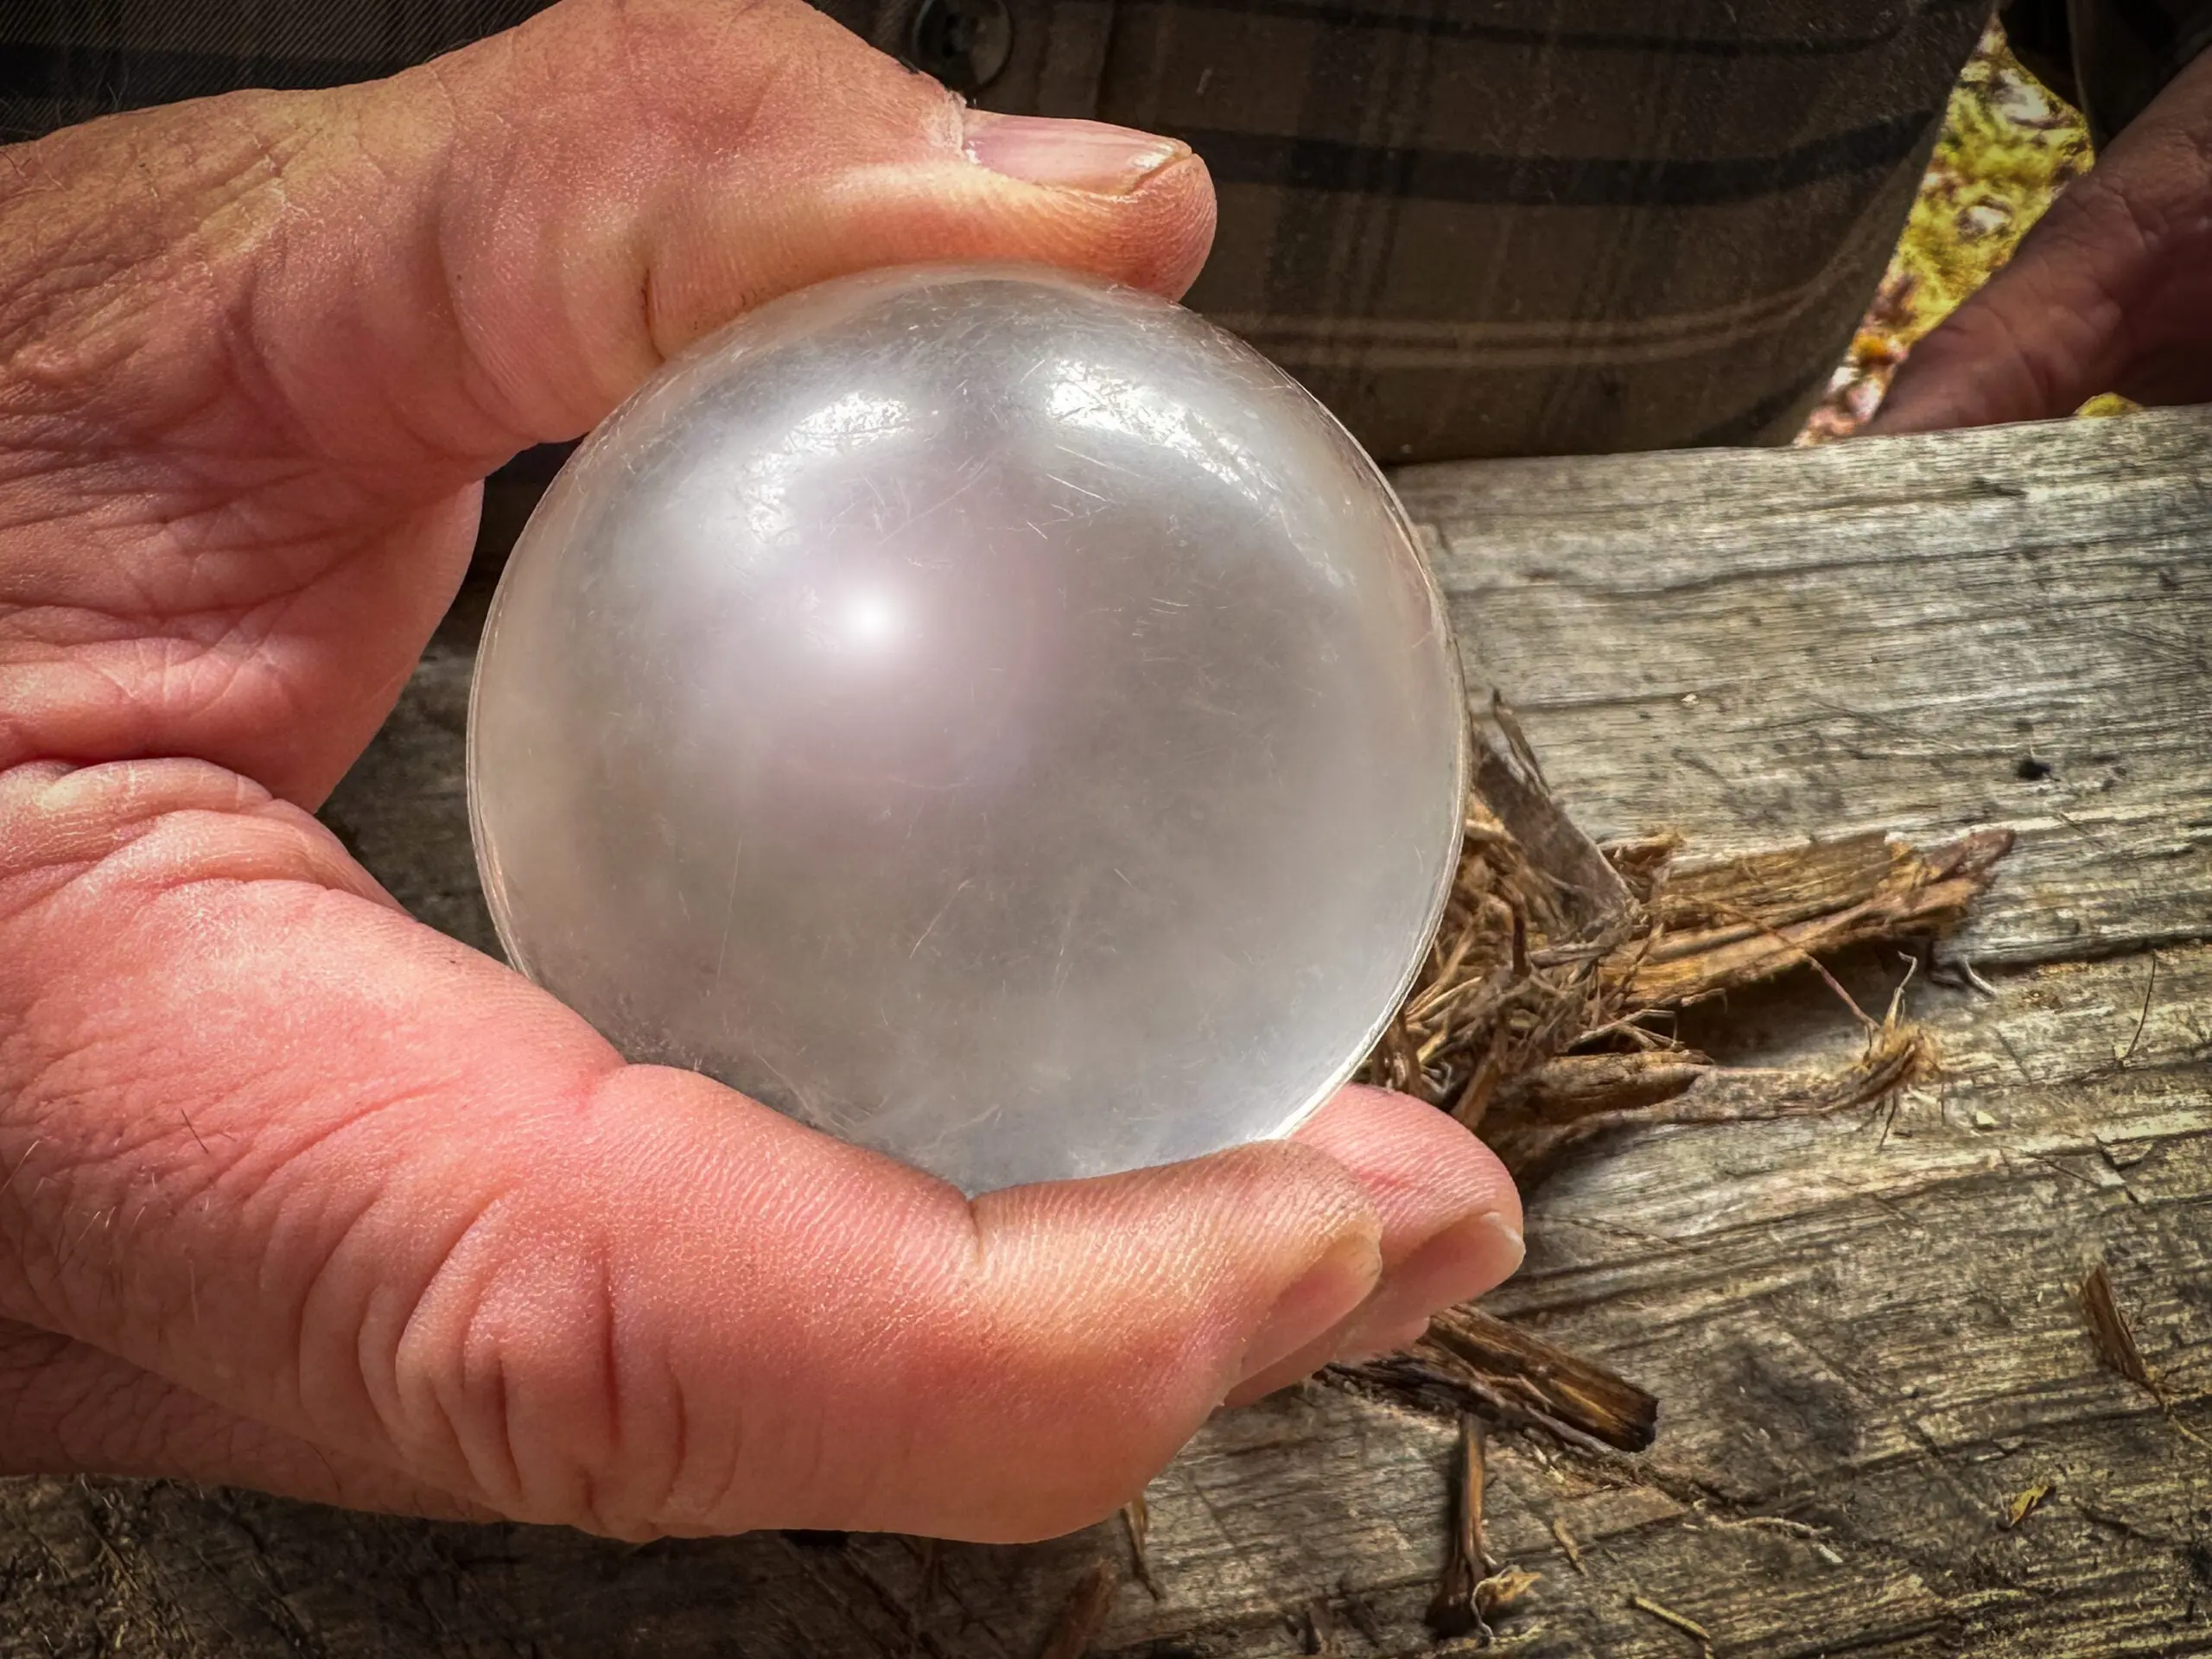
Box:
[1862,192,2132,434]
[0,1318,487,1519]
[1224,1086,1522,1403]
[1870,48,2212,435]
[0,759,1378,1543]
[327,0,1217,461]
[3,0,1215,806]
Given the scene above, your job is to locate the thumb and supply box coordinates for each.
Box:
[10,0,1215,495]
[0,759,1377,1542]
[280,0,1217,472]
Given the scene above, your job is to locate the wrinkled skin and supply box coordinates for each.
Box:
[1872,45,2212,433]
[0,0,1523,1542]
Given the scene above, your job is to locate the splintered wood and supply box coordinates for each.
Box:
[2075,1258,2207,1452]
[1425,1416,1491,1638]
[1343,700,2009,1469]
[1611,829,2013,1010]
[1341,1305,1658,1455]
[1426,1417,1541,1645]
[1483,1019,1936,1183]
[2079,1262,2158,1398]
[1629,1593,1714,1656]
[1357,702,2007,1185]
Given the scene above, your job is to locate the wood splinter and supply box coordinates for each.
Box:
[2003,1482,2056,1529]
[2079,1262,2159,1399]
[1427,1414,1491,1638]
[1427,1415,1541,1643]
[1300,1596,1338,1656]
[1628,1592,1713,1656]
[1424,1304,1658,1453]
[2078,1260,2209,1448]
[1121,1493,1161,1600]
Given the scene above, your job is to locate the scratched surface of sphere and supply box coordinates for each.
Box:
[467,265,1465,1193]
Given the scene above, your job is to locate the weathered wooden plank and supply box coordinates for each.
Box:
[10,411,2211,1657]
[1398,404,2212,969]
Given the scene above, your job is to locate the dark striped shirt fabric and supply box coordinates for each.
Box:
[0,1,2204,461]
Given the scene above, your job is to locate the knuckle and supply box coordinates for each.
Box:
[385,1184,687,1536]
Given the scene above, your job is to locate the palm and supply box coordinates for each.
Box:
[3,0,1005,804]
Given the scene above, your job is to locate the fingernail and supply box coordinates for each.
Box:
[1422,1210,1525,1300]
[1484,1211,1526,1273]
[1237,1233,1382,1385]
[1334,1211,1524,1361]
[963,111,1190,196]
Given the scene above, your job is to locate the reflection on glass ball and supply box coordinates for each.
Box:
[467,264,1465,1194]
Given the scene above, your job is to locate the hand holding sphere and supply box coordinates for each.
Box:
[0,0,1518,1541]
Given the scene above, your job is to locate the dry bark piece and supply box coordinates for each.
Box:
[1484,1020,1937,1182]
[1425,1306,1659,1453]
[1359,764,2007,1154]
[1485,1051,1715,1121]
[1629,1592,1713,1654]
[1470,691,1634,940]
[1424,1424,1495,1645]
[2079,1262,2159,1397]
[1616,829,2014,1008]
[1359,804,1616,1128]
[1339,1306,1658,1455]
[1426,1414,1491,1639]
[1426,1415,1541,1646]
[1357,696,1643,1128]
[2075,1258,2212,1451]
[1655,831,1907,931]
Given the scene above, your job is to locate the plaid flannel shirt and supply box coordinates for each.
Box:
[1,0,2202,460]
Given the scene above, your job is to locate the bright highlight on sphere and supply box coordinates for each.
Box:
[467,264,1466,1194]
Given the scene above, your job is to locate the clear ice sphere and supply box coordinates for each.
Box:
[467,264,1465,1194]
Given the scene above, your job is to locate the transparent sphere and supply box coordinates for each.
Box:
[467,264,1465,1194]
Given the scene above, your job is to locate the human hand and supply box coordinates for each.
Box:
[1870,43,2212,433]
[0,0,1522,1542]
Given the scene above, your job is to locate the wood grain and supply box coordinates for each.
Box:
[7,409,2209,1657]
[1399,404,2212,969]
